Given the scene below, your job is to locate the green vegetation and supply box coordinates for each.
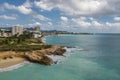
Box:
[0,31,51,51]
[0,45,52,51]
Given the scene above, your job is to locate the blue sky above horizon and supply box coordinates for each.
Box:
[0,0,120,33]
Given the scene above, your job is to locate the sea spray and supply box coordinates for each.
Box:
[47,47,84,64]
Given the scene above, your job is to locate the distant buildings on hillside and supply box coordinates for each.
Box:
[0,29,12,37]
[41,30,71,35]
[0,25,41,38]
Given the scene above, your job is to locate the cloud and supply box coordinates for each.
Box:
[32,14,50,21]
[48,22,53,26]
[56,16,120,33]
[34,0,120,16]
[4,2,32,14]
[106,22,120,27]
[0,14,17,20]
[35,22,41,25]
[33,0,120,32]
[60,16,68,22]
[92,21,103,27]
[34,0,53,11]
[28,22,41,27]
[3,0,50,21]
[23,0,32,8]
[71,17,91,28]
[72,17,120,28]
[113,17,120,21]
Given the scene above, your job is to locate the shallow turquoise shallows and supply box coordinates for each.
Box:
[0,34,120,80]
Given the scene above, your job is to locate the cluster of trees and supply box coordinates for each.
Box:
[0,31,48,51]
[0,45,52,51]
[0,31,33,45]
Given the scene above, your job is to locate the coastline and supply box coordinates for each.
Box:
[0,60,29,72]
[0,35,66,72]
[0,57,30,72]
[0,57,25,68]
[41,34,62,44]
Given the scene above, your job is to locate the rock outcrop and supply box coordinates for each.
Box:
[24,45,66,65]
[0,45,66,65]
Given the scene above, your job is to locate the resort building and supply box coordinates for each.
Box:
[32,25,41,38]
[12,26,24,36]
[0,29,12,37]
[0,25,41,38]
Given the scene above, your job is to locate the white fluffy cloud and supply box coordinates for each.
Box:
[92,21,103,27]
[71,18,91,28]
[28,22,41,27]
[60,16,68,22]
[71,17,120,28]
[57,16,120,33]
[34,0,120,16]
[114,17,120,21]
[4,2,32,14]
[32,14,50,21]
[106,22,120,27]
[34,1,53,11]
[48,22,53,26]
[0,15,17,20]
[3,0,50,21]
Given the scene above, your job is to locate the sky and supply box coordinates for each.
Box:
[0,0,120,33]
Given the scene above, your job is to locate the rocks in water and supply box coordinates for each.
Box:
[25,54,53,65]
[54,48,66,55]
[0,45,66,65]
[23,45,66,65]
[40,56,53,65]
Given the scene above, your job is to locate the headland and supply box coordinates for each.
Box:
[0,32,66,71]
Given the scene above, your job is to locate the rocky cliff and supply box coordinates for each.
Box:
[0,45,66,65]
[24,45,66,65]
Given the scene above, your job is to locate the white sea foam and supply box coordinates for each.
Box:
[47,47,84,64]
[47,55,65,64]
[0,61,29,72]
[65,47,84,53]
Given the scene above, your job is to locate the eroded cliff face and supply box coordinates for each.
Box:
[0,45,66,65]
[24,45,66,65]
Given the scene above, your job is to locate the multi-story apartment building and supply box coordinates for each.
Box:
[0,25,41,38]
[12,26,24,35]
[33,25,41,38]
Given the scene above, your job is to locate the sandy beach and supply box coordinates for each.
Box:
[0,57,26,68]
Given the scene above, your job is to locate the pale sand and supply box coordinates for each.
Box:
[0,57,26,68]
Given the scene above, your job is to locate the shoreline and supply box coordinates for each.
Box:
[0,35,66,72]
[0,60,29,72]
[41,34,62,44]
[0,58,25,68]
[0,57,29,72]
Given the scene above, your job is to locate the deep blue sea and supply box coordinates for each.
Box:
[0,34,120,80]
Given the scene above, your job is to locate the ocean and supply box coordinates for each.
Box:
[0,34,120,80]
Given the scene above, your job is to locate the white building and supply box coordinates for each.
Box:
[33,33,41,38]
[0,29,12,37]
[12,26,24,36]
[33,25,41,38]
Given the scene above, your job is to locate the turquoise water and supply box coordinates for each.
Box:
[0,34,120,80]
